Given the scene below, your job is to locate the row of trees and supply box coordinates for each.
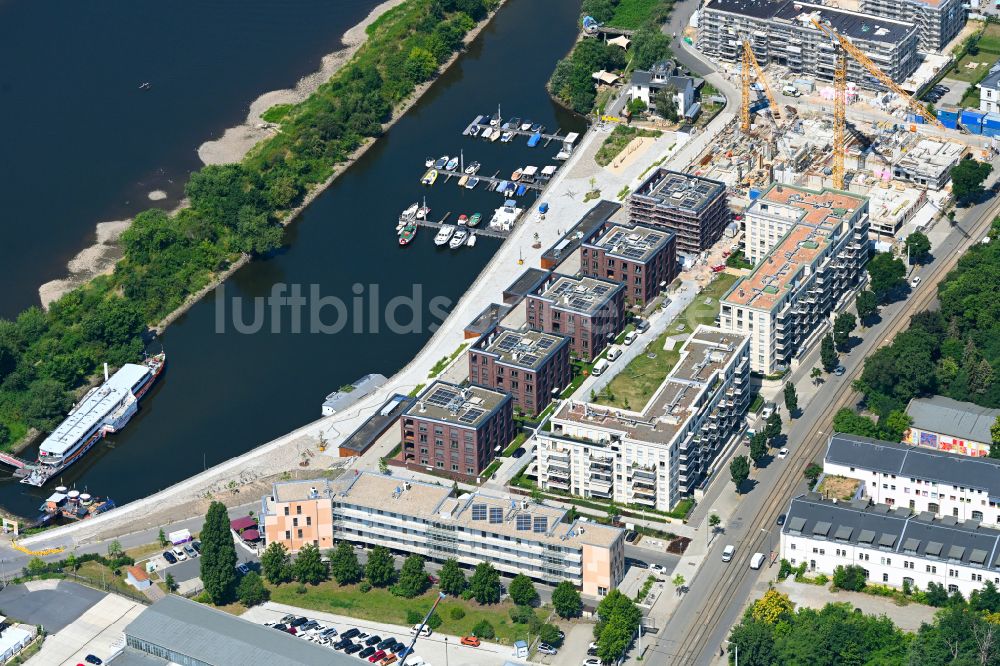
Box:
[0,0,495,451]
[593,589,642,663]
[730,411,783,491]
[731,574,1000,664]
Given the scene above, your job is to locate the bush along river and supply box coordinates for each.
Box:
[0,0,586,518]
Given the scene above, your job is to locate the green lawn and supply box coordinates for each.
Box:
[960,84,980,108]
[976,22,1000,52]
[608,0,665,28]
[949,53,996,83]
[595,126,662,167]
[76,561,141,598]
[594,273,738,410]
[268,582,543,644]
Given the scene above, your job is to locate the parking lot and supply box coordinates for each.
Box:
[26,593,144,666]
[146,538,259,593]
[242,601,516,666]
[0,580,105,633]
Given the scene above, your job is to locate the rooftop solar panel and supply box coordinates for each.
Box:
[516,514,531,531]
[489,507,503,524]
[459,408,486,424]
[472,504,487,521]
[533,516,548,533]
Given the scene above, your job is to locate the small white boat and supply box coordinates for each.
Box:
[465,177,480,190]
[501,131,514,143]
[449,229,469,249]
[465,161,481,175]
[434,225,455,246]
[520,120,532,131]
[417,205,430,219]
[402,203,419,218]
[445,157,459,171]
[469,125,481,137]
[466,231,477,247]
[489,130,501,143]
[433,155,449,169]
[424,157,434,168]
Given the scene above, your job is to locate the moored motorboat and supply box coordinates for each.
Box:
[398,223,417,246]
[402,203,419,218]
[458,214,469,226]
[504,117,521,130]
[433,155,449,169]
[445,157,459,171]
[465,177,480,190]
[417,204,430,219]
[530,123,543,133]
[468,212,482,227]
[501,131,514,142]
[421,169,438,185]
[465,161,481,175]
[466,231,477,247]
[527,132,542,148]
[516,183,527,196]
[449,228,469,249]
[434,225,455,246]
[469,125,480,137]
[424,157,434,167]
[489,129,501,142]
[458,175,469,187]
[520,120,532,131]
[511,169,523,181]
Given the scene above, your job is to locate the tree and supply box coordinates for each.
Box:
[925,581,949,607]
[404,46,438,83]
[832,564,867,591]
[164,572,178,592]
[764,412,782,442]
[21,378,73,431]
[260,541,292,585]
[365,546,396,588]
[438,557,467,596]
[472,619,495,639]
[803,463,822,489]
[509,574,539,606]
[749,433,767,467]
[330,542,363,585]
[237,571,269,607]
[632,24,673,69]
[653,86,679,122]
[867,252,907,303]
[107,539,123,559]
[200,501,238,604]
[879,409,912,441]
[951,157,993,203]
[597,616,634,663]
[626,98,647,116]
[392,555,429,598]
[810,366,823,386]
[856,290,878,326]
[750,589,794,624]
[157,528,167,547]
[540,623,563,646]
[783,383,798,415]
[672,574,686,594]
[832,407,879,437]
[820,333,838,373]
[905,231,931,263]
[972,581,1000,614]
[833,313,857,353]
[728,618,775,666]
[469,562,501,604]
[231,206,282,256]
[552,580,583,618]
[730,455,750,493]
[378,457,389,475]
[709,514,722,532]
[292,543,327,585]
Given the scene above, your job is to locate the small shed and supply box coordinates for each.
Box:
[512,640,529,659]
[126,565,152,591]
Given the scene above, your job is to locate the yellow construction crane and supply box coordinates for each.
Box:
[741,40,781,133]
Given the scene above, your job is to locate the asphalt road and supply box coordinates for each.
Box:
[0,580,104,633]
[648,190,1000,664]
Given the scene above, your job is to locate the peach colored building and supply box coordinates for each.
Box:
[260,480,336,552]
[260,472,624,596]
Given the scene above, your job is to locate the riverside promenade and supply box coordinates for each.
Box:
[19,96,737,553]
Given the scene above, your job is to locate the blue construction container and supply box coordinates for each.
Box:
[983,125,1000,139]
[962,109,985,133]
[937,108,959,121]
[749,188,762,200]
[906,113,924,124]
[938,115,958,130]
[984,112,1000,129]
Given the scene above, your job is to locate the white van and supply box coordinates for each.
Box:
[782,84,800,97]
[722,545,735,562]
[750,552,765,570]
[606,346,622,362]
[592,359,609,376]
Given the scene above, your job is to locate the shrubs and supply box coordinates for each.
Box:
[472,619,495,639]
[832,565,867,592]
[449,607,466,621]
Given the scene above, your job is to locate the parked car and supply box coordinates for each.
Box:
[365,635,382,647]
[192,540,201,553]
[342,628,360,640]
[635,319,650,332]
[183,544,197,558]
[834,365,846,376]
[761,401,776,419]
[722,544,735,562]
[334,638,352,650]
[511,447,526,458]
[359,647,376,659]
[286,626,298,635]
[584,658,602,666]
[650,563,667,577]
[426,574,438,584]
[357,632,369,641]
[368,650,386,663]
[410,625,432,637]
[911,276,922,287]
[85,657,103,666]
[237,563,249,575]
[280,614,296,623]
[272,623,287,632]
[397,646,414,659]
[711,264,726,272]
[778,448,789,459]
[625,557,647,569]
[171,546,187,561]
[345,644,363,655]
[606,346,622,362]
[623,330,639,346]
[777,514,786,526]
[538,643,558,655]
[377,638,396,651]
[750,552,766,570]
[379,656,397,666]
[461,636,481,647]
[291,617,309,627]
[162,551,177,565]
[624,529,638,543]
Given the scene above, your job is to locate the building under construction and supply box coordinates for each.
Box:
[628,169,730,255]
[699,0,920,88]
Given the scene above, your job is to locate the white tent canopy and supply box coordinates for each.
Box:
[592,70,620,85]
[608,35,631,49]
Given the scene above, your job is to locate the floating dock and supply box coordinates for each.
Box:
[463,115,575,148]
[439,168,545,192]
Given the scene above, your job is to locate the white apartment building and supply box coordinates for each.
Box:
[720,185,869,375]
[262,474,624,597]
[781,493,1000,598]
[824,433,1000,527]
[980,69,1000,114]
[536,326,750,511]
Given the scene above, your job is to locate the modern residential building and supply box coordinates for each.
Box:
[720,184,869,375]
[780,492,1000,598]
[259,478,336,553]
[525,273,626,362]
[904,396,1000,457]
[536,327,751,511]
[261,473,625,596]
[121,595,356,666]
[823,432,1000,527]
[980,68,1000,114]
[541,200,621,271]
[860,0,965,51]
[627,60,698,118]
[699,0,920,88]
[469,327,571,416]
[399,381,514,479]
[581,223,679,307]
[628,169,730,255]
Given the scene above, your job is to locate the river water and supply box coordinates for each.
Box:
[0,0,585,517]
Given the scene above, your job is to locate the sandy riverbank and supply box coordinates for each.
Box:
[38,0,504,321]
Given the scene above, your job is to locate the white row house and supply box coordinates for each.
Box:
[823,433,1000,527]
[781,493,1000,598]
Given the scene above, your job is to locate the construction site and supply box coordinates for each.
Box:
[685,18,992,242]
